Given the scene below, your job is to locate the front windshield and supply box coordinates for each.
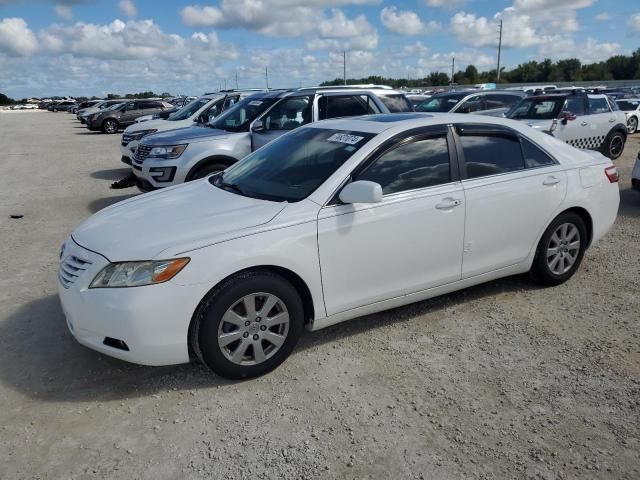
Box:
[416,94,466,112]
[616,100,639,111]
[208,96,277,132]
[211,127,376,202]
[168,97,214,121]
[506,97,564,120]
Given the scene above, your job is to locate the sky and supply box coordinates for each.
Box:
[0,0,639,98]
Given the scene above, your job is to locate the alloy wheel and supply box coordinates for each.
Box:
[628,117,638,135]
[609,134,624,158]
[217,292,290,366]
[546,223,581,275]
[104,120,117,134]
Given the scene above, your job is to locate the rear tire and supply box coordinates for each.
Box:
[529,212,587,286]
[190,271,304,379]
[601,129,626,160]
[628,116,638,135]
[189,163,227,181]
[102,119,119,134]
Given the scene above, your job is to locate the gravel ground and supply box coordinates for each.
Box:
[0,111,639,480]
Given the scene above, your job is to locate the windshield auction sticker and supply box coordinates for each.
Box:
[327,133,364,145]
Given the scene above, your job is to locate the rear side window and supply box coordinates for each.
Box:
[357,136,451,195]
[521,137,556,168]
[377,94,413,113]
[458,132,524,179]
[319,95,380,120]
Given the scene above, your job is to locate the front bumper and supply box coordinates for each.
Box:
[120,138,139,159]
[132,154,185,190]
[57,238,194,366]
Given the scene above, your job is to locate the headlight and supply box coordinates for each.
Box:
[89,258,190,288]
[131,129,158,140]
[148,144,188,159]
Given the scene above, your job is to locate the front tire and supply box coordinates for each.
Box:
[190,271,304,379]
[601,129,626,160]
[529,212,587,286]
[189,163,228,181]
[628,117,638,135]
[102,119,119,134]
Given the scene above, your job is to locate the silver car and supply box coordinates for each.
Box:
[131,87,413,191]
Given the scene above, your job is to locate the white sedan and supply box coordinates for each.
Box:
[58,113,620,379]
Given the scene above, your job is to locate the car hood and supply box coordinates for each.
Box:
[139,125,231,146]
[72,180,287,261]
[125,118,192,134]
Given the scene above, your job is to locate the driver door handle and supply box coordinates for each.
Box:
[543,176,561,186]
[609,118,616,123]
[435,198,462,210]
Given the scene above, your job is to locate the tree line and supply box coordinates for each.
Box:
[321,49,640,88]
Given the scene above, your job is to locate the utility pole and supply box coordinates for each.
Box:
[343,51,347,85]
[224,79,227,90]
[235,71,238,89]
[496,19,503,82]
[451,57,455,85]
[265,65,269,89]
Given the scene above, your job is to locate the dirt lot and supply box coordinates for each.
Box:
[0,111,638,480]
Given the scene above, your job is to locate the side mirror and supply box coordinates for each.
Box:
[339,181,383,204]
[560,111,576,125]
[251,121,265,133]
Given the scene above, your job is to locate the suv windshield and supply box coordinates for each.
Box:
[416,93,467,112]
[211,127,375,202]
[506,97,565,120]
[168,97,214,121]
[377,94,413,112]
[208,96,277,132]
[616,100,639,111]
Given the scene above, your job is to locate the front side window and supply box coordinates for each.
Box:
[319,95,380,120]
[588,97,611,114]
[564,96,586,116]
[507,98,564,120]
[257,96,312,131]
[377,94,413,113]
[213,127,376,202]
[357,136,451,195]
[208,95,278,132]
[455,96,485,113]
[458,131,524,179]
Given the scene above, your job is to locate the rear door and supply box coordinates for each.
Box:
[454,124,567,278]
[251,95,313,150]
[552,94,591,148]
[586,96,616,149]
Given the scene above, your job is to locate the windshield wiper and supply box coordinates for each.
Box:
[218,180,245,195]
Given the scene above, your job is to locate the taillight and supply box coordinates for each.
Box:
[605,165,619,183]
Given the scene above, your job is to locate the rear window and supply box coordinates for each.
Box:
[377,94,413,113]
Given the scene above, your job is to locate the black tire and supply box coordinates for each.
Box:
[529,212,587,286]
[628,116,638,135]
[601,129,626,160]
[189,162,227,181]
[190,271,304,379]
[102,119,119,134]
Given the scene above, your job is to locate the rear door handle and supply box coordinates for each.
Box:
[609,118,616,123]
[435,198,462,210]
[543,176,561,186]
[581,121,588,126]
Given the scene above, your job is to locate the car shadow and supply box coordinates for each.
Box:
[91,168,132,181]
[618,187,640,219]
[87,194,137,213]
[75,131,102,135]
[0,276,538,402]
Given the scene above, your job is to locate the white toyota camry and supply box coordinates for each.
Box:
[58,113,620,379]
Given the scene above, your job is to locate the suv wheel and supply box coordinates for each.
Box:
[628,117,638,135]
[190,271,304,379]
[529,212,587,286]
[102,119,119,134]
[601,130,626,160]
[190,163,227,181]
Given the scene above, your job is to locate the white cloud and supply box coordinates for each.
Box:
[537,36,621,62]
[308,9,378,51]
[629,14,640,35]
[0,18,38,56]
[55,5,73,20]
[380,7,440,35]
[425,0,465,7]
[595,12,610,22]
[450,11,539,48]
[119,0,137,18]
[417,49,494,72]
[401,41,430,57]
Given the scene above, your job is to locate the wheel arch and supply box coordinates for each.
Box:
[556,206,594,248]
[187,265,316,360]
[185,155,239,181]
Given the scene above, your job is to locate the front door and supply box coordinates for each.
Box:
[318,129,465,316]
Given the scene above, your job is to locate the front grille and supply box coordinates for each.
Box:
[134,144,152,163]
[58,255,93,289]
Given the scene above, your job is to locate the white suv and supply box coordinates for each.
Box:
[507,91,628,160]
[120,91,260,165]
[131,87,413,191]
